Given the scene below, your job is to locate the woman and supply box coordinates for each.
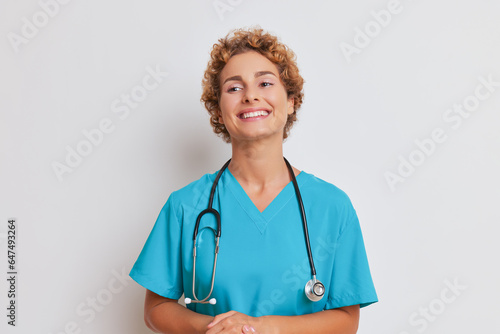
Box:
[130,27,378,333]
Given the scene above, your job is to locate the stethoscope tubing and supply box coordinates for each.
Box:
[283,157,317,277]
[191,236,220,304]
[192,159,231,241]
[188,157,323,305]
[189,159,230,304]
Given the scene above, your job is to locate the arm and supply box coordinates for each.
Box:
[144,289,214,334]
[261,305,360,334]
[207,305,360,334]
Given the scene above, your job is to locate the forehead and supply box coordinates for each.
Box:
[220,51,279,80]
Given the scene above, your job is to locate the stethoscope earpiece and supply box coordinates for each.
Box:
[185,297,217,305]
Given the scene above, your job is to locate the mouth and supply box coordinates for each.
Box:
[237,108,271,119]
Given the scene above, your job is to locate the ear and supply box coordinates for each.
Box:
[287,97,295,115]
[217,110,224,124]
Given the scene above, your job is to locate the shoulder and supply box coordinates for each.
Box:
[299,173,357,233]
[150,172,218,227]
[299,171,353,205]
[167,171,217,208]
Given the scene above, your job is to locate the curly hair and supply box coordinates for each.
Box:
[201,27,304,143]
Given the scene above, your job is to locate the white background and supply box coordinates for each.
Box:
[1,0,499,333]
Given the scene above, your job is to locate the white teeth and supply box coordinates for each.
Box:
[241,110,269,119]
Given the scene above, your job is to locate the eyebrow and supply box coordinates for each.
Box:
[222,71,277,85]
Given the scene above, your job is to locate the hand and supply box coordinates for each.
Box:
[206,310,260,334]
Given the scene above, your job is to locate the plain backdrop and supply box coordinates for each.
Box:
[1,0,499,333]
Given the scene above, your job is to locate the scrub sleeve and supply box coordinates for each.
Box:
[129,194,183,300]
[325,207,378,309]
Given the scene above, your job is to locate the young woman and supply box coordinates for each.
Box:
[130,27,378,334]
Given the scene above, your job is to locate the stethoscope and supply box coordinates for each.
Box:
[184,157,325,305]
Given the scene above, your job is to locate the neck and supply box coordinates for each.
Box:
[228,135,289,187]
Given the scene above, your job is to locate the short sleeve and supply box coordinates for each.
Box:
[129,194,184,299]
[325,207,378,309]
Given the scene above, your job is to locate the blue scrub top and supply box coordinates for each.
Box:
[130,168,378,316]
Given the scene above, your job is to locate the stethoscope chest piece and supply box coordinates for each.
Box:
[305,276,325,302]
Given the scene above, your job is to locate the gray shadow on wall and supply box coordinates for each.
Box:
[163,108,231,187]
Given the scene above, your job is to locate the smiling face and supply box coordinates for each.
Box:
[218,51,294,143]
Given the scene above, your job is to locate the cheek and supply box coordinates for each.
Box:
[219,94,240,112]
[219,95,231,110]
[218,99,233,123]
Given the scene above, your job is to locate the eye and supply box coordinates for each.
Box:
[227,85,242,92]
[260,81,274,87]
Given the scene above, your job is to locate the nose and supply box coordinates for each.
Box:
[242,86,260,103]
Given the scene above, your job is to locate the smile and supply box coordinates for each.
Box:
[238,109,270,119]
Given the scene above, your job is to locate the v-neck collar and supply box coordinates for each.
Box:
[221,168,307,234]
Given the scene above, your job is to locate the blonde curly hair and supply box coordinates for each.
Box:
[201,27,304,143]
